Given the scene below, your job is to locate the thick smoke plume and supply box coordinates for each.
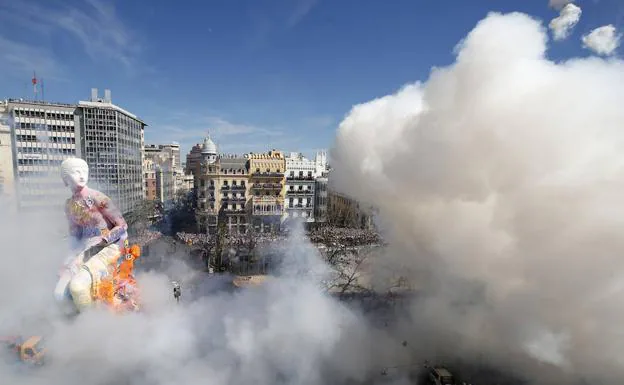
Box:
[0,195,397,384]
[582,24,621,56]
[331,11,624,385]
[549,0,574,11]
[549,3,581,41]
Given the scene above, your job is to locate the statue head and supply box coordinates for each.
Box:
[60,157,89,192]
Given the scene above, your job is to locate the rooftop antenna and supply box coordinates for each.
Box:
[31,71,38,100]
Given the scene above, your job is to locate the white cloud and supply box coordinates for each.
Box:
[582,24,622,56]
[331,10,624,383]
[549,3,582,41]
[549,0,574,10]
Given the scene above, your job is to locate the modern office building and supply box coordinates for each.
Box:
[75,89,146,214]
[3,99,79,211]
[0,102,14,199]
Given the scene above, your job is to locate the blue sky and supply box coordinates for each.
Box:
[0,0,622,159]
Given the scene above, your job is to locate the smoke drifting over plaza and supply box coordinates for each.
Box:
[331,10,624,385]
[1,7,624,385]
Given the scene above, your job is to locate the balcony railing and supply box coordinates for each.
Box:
[287,190,314,195]
[222,196,247,202]
[252,210,283,216]
[222,208,247,214]
[251,183,282,189]
[287,175,314,181]
[251,172,283,178]
[231,185,247,190]
[288,204,313,209]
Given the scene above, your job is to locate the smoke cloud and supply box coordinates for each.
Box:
[331,10,624,385]
[549,0,574,11]
[0,191,397,385]
[549,3,582,41]
[582,24,622,56]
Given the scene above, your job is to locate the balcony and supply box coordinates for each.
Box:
[286,189,314,196]
[252,209,283,216]
[222,208,247,214]
[287,175,314,181]
[251,183,282,189]
[231,185,247,190]
[222,196,247,202]
[251,172,283,178]
[252,196,284,205]
[288,204,313,209]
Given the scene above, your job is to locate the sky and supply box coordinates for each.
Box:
[0,0,622,159]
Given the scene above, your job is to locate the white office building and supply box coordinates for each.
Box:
[76,89,146,214]
[3,99,79,211]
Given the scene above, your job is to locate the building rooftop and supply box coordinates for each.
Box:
[219,157,248,172]
[77,100,147,126]
[6,98,76,108]
[201,136,217,154]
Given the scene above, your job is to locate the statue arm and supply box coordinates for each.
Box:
[97,194,128,244]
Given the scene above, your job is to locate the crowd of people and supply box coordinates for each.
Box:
[130,229,163,247]
[175,226,380,249]
[308,226,381,246]
[176,232,210,246]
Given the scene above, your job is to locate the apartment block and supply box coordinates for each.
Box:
[144,144,176,206]
[3,99,79,211]
[249,150,286,233]
[75,89,146,214]
[0,102,14,199]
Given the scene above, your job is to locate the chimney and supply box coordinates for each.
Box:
[91,88,98,101]
[104,89,111,103]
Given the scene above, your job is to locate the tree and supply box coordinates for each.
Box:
[213,208,229,271]
[125,199,159,236]
[169,190,196,233]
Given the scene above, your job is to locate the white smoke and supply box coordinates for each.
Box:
[549,3,581,41]
[549,0,574,11]
[0,193,397,385]
[331,10,624,384]
[582,24,622,56]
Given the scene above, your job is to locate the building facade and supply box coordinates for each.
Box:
[284,152,316,224]
[314,172,329,224]
[144,144,176,207]
[196,137,250,234]
[327,189,374,229]
[249,150,286,233]
[75,89,146,214]
[177,173,194,194]
[143,157,157,201]
[4,99,79,211]
[0,102,14,200]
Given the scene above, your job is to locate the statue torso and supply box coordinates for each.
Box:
[65,189,113,240]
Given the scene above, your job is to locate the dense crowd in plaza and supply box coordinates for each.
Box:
[174,226,380,248]
[308,227,381,246]
[130,229,163,247]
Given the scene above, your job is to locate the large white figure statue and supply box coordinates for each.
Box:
[54,157,128,312]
